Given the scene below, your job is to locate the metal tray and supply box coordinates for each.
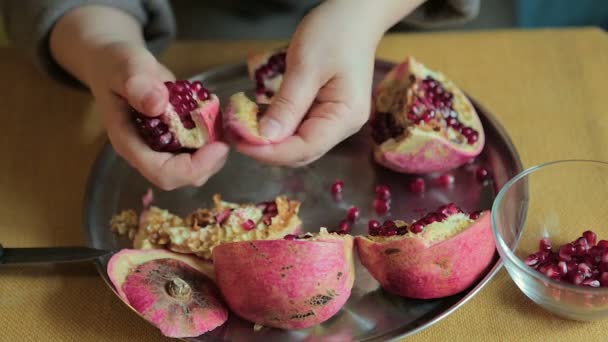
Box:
[83,59,523,341]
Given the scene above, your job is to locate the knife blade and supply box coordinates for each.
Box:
[0,244,112,265]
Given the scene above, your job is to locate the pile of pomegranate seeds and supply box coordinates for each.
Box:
[525,231,608,287]
[373,184,391,214]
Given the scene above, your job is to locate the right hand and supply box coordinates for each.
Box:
[86,43,230,190]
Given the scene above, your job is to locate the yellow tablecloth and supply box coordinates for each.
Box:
[2,27,608,341]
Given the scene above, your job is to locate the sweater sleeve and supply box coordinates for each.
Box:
[1,0,176,88]
[402,0,481,28]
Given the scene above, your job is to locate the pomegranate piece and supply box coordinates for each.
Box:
[107,249,227,338]
[213,229,355,329]
[346,206,360,222]
[526,231,608,287]
[370,57,485,174]
[409,177,426,193]
[224,92,277,145]
[247,48,286,104]
[131,80,221,153]
[356,204,494,299]
[374,185,391,200]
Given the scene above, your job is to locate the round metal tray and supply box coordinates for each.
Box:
[84,59,523,341]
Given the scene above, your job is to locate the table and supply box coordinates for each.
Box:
[2,27,607,341]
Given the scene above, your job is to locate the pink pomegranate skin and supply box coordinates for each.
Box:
[372,57,485,174]
[213,235,355,329]
[355,212,495,299]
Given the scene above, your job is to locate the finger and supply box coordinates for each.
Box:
[238,101,361,167]
[258,61,320,142]
[108,49,172,117]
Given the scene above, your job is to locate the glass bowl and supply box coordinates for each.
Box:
[492,160,608,321]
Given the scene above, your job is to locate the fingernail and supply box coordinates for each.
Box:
[260,117,282,140]
[142,88,163,115]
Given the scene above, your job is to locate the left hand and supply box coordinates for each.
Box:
[236,0,381,167]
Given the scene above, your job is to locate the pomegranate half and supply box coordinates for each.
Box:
[371,57,485,174]
[213,229,355,329]
[131,80,221,153]
[133,194,301,260]
[355,204,495,299]
[107,249,228,338]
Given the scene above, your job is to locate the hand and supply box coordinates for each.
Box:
[236,1,377,167]
[50,6,229,190]
[87,43,229,190]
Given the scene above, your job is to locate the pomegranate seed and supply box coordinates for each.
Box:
[346,206,360,222]
[241,219,256,231]
[331,180,344,195]
[570,271,585,285]
[438,203,461,216]
[574,244,588,256]
[557,261,568,275]
[368,220,381,235]
[543,265,560,279]
[583,279,600,288]
[600,272,608,286]
[262,215,272,226]
[436,174,455,187]
[579,263,593,278]
[602,251,608,264]
[338,220,350,234]
[584,230,597,246]
[599,262,608,273]
[410,222,424,233]
[192,81,203,92]
[469,211,482,220]
[539,238,552,252]
[373,199,390,215]
[374,185,391,200]
[409,178,426,193]
[525,254,540,266]
[598,240,608,250]
[423,213,438,225]
[283,234,297,240]
[475,167,490,182]
[559,243,575,261]
[384,229,398,237]
[566,261,578,273]
[216,209,232,225]
[590,246,603,263]
[537,251,550,263]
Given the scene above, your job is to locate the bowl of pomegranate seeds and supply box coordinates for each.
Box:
[492,160,608,320]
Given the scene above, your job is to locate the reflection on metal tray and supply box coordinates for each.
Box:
[83,59,524,341]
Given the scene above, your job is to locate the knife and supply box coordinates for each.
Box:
[0,244,112,265]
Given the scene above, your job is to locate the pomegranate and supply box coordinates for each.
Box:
[131,80,221,153]
[355,203,495,299]
[107,249,227,338]
[370,57,485,174]
[224,92,280,145]
[132,194,301,260]
[247,48,286,104]
[525,231,608,287]
[213,229,355,329]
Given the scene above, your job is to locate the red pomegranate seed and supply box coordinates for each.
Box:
[262,215,272,226]
[583,279,600,288]
[566,261,579,273]
[539,238,552,252]
[559,243,575,261]
[578,263,593,278]
[216,209,232,225]
[283,234,297,240]
[537,251,550,263]
[438,203,461,216]
[409,178,426,193]
[241,219,256,231]
[570,271,585,285]
[475,167,490,182]
[557,261,568,275]
[600,272,608,286]
[436,174,455,187]
[373,199,390,215]
[331,180,344,195]
[525,254,540,266]
[374,185,391,200]
[346,206,360,222]
[410,222,424,234]
[368,220,381,235]
[599,262,608,273]
[423,213,439,225]
[601,251,608,264]
[543,265,560,279]
[599,240,608,250]
[338,220,351,234]
[469,211,482,220]
[584,230,597,246]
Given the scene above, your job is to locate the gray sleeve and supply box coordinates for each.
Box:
[1,0,176,89]
[402,0,481,28]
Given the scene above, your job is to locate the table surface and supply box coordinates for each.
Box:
[2,27,608,341]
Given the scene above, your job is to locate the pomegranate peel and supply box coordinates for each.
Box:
[371,57,485,174]
[356,207,495,299]
[132,80,221,153]
[213,229,355,329]
[107,249,227,338]
[132,194,301,260]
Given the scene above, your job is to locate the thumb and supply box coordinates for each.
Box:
[109,49,172,117]
[259,65,319,141]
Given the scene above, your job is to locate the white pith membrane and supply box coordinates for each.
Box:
[166,94,218,148]
[372,57,483,152]
[366,213,476,245]
[132,194,301,260]
[227,92,261,136]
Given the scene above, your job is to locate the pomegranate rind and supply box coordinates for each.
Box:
[225,92,271,145]
[213,233,355,329]
[107,249,227,338]
[373,56,485,174]
[355,211,495,299]
[196,94,222,143]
